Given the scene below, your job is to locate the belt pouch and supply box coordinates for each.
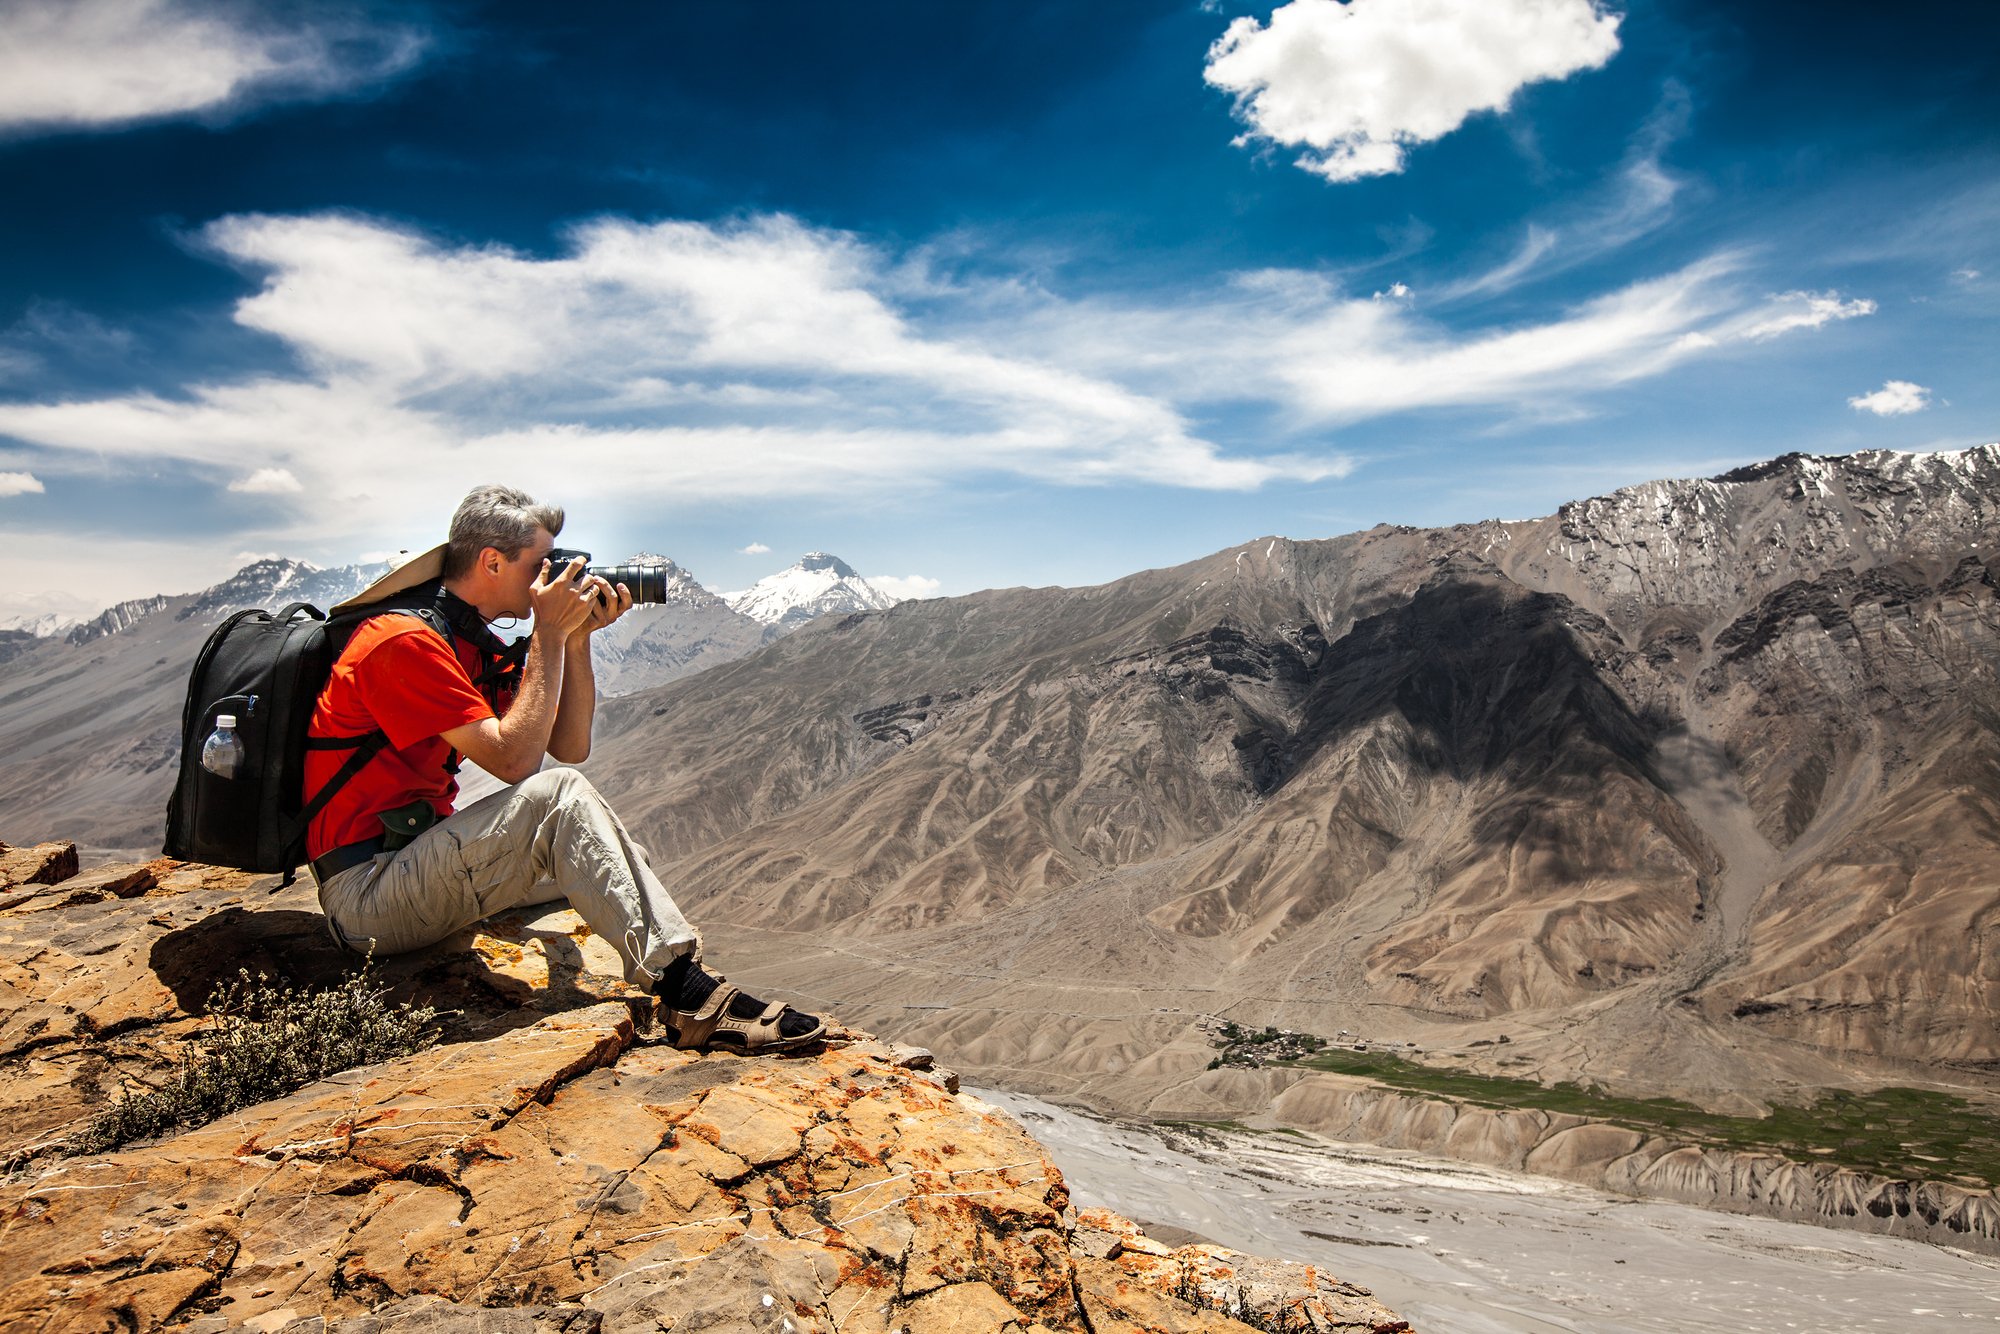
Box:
[378,800,438,852]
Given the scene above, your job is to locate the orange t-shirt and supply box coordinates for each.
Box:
[304,616,512,859]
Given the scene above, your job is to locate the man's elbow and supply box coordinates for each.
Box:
[491,752,545,785]
[547,740,590,766]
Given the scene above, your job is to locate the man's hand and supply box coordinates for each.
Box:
[579,576,633,635]
[530,555,598,643]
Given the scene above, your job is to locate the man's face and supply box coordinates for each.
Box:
[496,527,557,619]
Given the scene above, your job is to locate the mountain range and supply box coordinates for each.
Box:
[0,550,903,851]
[587,551,898,695]
[5,449,1998,1122]
[560,446,2000,1118]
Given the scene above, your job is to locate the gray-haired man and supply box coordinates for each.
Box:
[304,484,823,1052]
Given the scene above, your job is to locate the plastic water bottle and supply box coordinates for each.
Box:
[200,714,245,779]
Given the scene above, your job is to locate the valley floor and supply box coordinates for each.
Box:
[978,1089,2000,1334]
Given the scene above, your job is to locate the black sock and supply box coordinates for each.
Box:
[655,955,717,1010]
[656,957,818,1038]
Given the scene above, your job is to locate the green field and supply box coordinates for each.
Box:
[1288,1045,2000,1189]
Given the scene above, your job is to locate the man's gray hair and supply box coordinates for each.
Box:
[443,485,565,580]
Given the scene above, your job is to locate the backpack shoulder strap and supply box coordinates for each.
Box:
[296,605,456,844]
[290,729,393,848]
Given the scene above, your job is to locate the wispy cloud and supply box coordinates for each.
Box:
[0,471,45,498]
[0,209,1885,561]
[1205,0,1622,183]
[738,542,772,554]
[997,252,1874,427]
[1739,291,1877,341]
[866,574,943,601]
[1848,380,1931,416]
[0,0,430,135]
[0,211,1350,555]
[1444,79,1693,301]
[227,466,304,494]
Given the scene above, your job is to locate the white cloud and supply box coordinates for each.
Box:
[738,542,772,554]
[232,550,283,563]
[1954,268,1982,283]
[0,212,1353,562]
[867,574,943,602]
[0,471,45,497]
[1848,380,1931,416]
[1739,290,1876,341]
[1372,282,1412,301]
[1205,0,1622,183]
[1004,254,1872,428]
[227,466,304,494]
[0,586,93,628]
[0,0,428,134]
[0,210,1887,572]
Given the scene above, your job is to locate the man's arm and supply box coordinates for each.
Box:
[441,556,599,784]
[441,634,567,784]
[547,636,595,764]
[546,576,632,765]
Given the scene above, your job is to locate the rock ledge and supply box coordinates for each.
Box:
[0,843,1410,1333]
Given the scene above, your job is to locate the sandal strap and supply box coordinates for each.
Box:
[666,981,741,1048]
[660,980,826,1054]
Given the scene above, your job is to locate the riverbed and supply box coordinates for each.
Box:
[976,1089,2000,1332]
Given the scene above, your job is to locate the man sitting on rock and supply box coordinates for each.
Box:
[305,483,824,1053]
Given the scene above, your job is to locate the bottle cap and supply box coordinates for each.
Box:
[216,714,237,728]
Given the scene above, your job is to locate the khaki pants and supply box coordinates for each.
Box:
[314,767,699,988]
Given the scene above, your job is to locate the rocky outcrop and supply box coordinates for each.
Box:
[1073,1209,1406,1332]
[0,844,1409,1333]
[65,596,170,647]
[0,839,81,897]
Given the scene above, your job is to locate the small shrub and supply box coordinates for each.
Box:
[70,967,439,1156]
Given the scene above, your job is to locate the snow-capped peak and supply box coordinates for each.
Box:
[175,557,394,623]
[724,551,898,629]
[0,611,81,637]
[794,552,860,578]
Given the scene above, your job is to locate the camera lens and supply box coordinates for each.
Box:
[586,564,669,605]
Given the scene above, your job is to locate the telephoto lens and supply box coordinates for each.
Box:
[542,548,671,606]
[588,563,670,605]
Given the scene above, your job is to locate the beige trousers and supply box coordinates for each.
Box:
[314,767,699,987]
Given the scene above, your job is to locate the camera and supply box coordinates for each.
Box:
[543,548,671,605]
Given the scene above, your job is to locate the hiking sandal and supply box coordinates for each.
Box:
[661,980,827,1054]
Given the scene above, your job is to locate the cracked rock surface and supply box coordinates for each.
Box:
[0,847,1409,1334]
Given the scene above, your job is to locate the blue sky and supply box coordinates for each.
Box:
[0,0,1994,624]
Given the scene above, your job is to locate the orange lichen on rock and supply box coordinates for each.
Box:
[0,848,1410,1333]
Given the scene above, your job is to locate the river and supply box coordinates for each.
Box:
[976,1089,2000,1332]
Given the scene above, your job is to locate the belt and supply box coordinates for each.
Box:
[311,836,387,885]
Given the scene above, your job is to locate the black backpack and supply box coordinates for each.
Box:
[162,586,525,882]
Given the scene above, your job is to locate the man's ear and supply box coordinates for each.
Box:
[478,546,507,578]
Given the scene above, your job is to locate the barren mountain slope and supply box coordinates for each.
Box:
[586,596,774,697]
[0,562,384,854]
[587,448,2000,1103]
